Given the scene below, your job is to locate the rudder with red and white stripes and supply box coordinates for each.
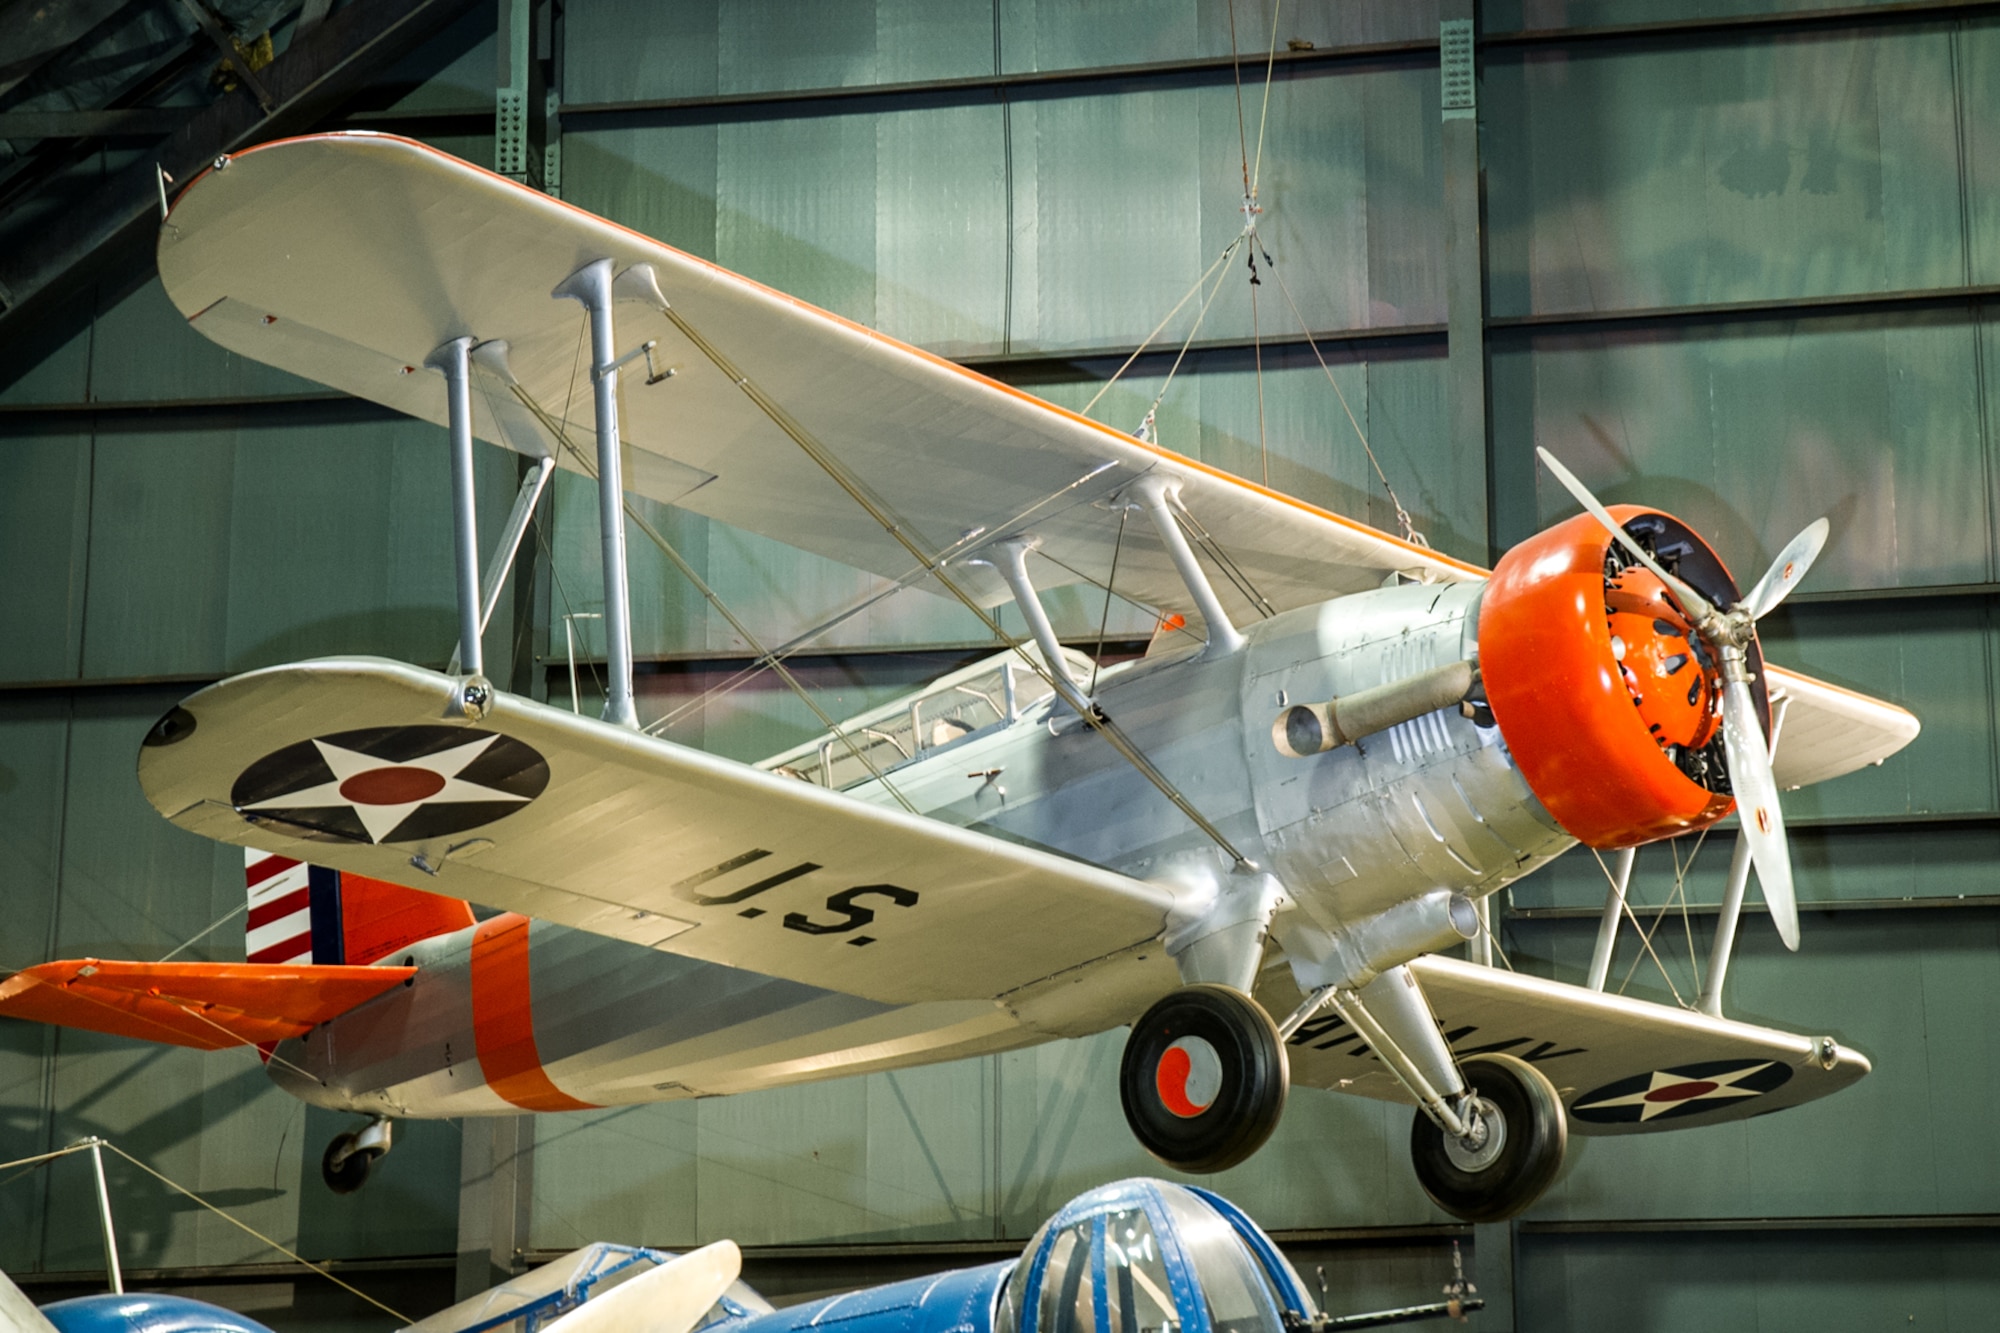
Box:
[245,850,319,964]
[244,848,476,967]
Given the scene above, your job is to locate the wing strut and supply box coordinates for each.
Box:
[986,539,1093,713]
[424,335,488,695]
[552,259,642,729]
[1584,846,1637,991]
[1128,475,1245,658]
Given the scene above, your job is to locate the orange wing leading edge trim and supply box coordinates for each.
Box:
[0,958,414,1051]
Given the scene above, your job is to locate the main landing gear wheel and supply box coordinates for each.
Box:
[1410,1053,1566,1223]
[321,1118,393,1195]
[1120,984,1288,1174]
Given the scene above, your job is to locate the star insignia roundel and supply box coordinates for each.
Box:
[1570,1059,1794,1125]
[230,725,550,845]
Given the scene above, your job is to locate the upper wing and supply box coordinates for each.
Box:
[156,132,1481,627]
[137,657,1174,1007]
[1765,663,1921,790]
[1261,956,1868,1134]
[0,958,414,1051]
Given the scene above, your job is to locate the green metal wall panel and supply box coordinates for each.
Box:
[562,1,1432,105]
[1516,1229,2000,1332]
[1511,910,2000,1220]
[565,124,722,257]
[0,433,91,681]
[0,698,73,1270]
[1484,25,1972,317]
[1488,313,1997,588]
[68,419,519,683]
[718,114,880,325]
[1761,599,2000,821]
[0,319,89,405]
[1485,0,1967,32]
[1959,18,2000,288]
[1511,822,2000,916]
[876,104,1011,354]
[87,279,317,404]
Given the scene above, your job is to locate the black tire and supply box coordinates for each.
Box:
[1410,1053,1566,1222]
[321,1132,376,1195]
[1120,984,1288,1174]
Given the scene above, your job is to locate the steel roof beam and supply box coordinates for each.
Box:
[0,0,482,340]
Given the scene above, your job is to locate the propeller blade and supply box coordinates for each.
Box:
[1741,517,1830,621]
[1719,679,1799,951]
[1534,448,1720,619]
[541,1241,742,1333]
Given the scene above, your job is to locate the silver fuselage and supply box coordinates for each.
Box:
[271,581,1575,1116]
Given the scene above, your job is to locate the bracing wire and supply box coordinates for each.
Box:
[640,463,1119,738]
[0,963,330,1089]
[1088,505,1129,696]
[157,900,247,962]
[507,384,921,814]
[655,300,1252,866]
[1598,832,1711,1009]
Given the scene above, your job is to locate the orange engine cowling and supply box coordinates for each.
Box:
[1478,506,1768,849]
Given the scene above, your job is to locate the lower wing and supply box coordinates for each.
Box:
[1264,956,1868,1134]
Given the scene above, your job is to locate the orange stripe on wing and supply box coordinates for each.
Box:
[469,914,597,1112]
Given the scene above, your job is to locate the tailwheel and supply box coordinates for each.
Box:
[1410,1053,1566,1222]
[321,1117,392,1195]
[1120,984,1288,1174]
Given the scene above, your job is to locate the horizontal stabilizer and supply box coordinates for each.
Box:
[0,958,414,1051]
[1266,955,1868,1135]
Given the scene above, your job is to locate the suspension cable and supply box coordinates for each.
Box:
[1264,260,1430,546]
[1083,237,1245,418]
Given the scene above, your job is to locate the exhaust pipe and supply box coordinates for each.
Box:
[1273,660,1476,758]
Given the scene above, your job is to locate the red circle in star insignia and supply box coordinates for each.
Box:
[338,766,447,805]
[1643,1080,1719,1103]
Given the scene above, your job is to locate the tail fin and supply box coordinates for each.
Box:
[244,849,475,967]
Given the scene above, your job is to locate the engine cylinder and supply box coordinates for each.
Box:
[1478,506,1766,849]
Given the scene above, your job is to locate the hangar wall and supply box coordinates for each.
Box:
[4,2,2000,1330]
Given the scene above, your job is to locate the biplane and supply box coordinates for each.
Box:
[0,133,1918,1220]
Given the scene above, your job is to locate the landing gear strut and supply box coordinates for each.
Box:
[1409,1053,1566,1223]
[321,1116,392,1195]
[1120,984,1289,1173]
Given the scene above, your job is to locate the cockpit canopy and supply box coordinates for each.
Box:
[994,1180,1314,1333]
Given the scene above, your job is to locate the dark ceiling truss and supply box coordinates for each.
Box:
[0,0,483,344]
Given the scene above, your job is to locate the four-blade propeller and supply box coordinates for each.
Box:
[1535,447,1828,951]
